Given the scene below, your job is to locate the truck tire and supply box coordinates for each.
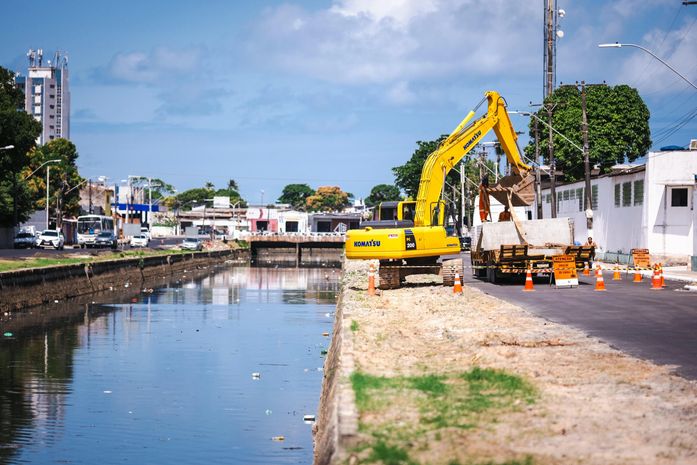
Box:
[486,262,498,284]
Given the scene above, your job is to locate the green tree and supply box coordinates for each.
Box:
[129,176,175,201]
[226,179,239,192]
[24,139,83,228]
[525,84,651,181]
[278,183,314,210]
[174,188,212,210]
[0,66,42,226]
[306,186,351,212]
[365,184,401,207]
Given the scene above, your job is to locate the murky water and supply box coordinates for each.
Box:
[0,266,339,465]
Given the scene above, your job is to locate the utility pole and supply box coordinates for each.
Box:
[88,179,93,214]
[544,0,557,98]
[534,119,543,219]
[580,81,593,232]
[460,161,467,231]
[547,104,557,218]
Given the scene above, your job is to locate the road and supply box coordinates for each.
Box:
[459,252,697,380]
[0,237,183,259]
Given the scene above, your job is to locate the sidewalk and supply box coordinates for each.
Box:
[598,261,697,285]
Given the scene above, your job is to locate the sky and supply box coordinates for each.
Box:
[1,0,696,204]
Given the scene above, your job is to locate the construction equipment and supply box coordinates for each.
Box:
[345,91,535,289]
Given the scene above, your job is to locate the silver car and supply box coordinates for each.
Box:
[181,237,203,251]
[13,232,36,249]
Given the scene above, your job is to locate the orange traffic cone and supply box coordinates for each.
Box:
[659,263,666,287]
[583,262,590,276]
[633,269,642,283]
[650,266,662,290]
[453,272,463,294]
[368,263,376,296]
[594,266,606,291]
[523,268,535,292]
[612,266,622,281]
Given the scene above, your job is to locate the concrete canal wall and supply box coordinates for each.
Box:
[0,249,249,313]
[313,263,359,465]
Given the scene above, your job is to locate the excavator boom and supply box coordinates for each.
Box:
[413,91,533,226]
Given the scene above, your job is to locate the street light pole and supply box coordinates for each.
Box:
[598,43,697,91]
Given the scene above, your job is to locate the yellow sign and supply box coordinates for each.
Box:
[631,248,650,269]
[553,255,578,287]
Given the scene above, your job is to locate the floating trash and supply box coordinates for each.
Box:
[54,300,59,303]
[320,350,328,355]
[265,409,273,416]
[303,414,316,423]
[271,436,285,442]
[322,332,329,337]
[252,372,261,380]
[103,390,112,394]
[3,332,13,337]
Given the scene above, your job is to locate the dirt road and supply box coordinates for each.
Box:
[334,260,697,465]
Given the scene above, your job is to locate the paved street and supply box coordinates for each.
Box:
[0,237,183,259]
[460,253,697,380]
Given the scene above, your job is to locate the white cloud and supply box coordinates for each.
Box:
[247,1,540,85]
[104,46,206,84]
[386,81,416,104]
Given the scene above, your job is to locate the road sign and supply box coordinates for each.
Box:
[631,248,651,269]
[553,254,578,287]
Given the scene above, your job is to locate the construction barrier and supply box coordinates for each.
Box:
[368,263,376,296]
[523,268,535,292]
[453,272,463,294]
[594,266,606,291]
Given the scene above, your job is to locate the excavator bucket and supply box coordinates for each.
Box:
[487,172,536,207]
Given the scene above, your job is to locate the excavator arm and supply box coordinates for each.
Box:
[413,91,534,227]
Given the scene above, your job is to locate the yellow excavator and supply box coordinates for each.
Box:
[345,91,535,288]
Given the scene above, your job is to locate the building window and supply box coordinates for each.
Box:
[563,190,569,201]
[591,185,598,210]
[614,184,620,207]
[576,188,583,211]
[622,182,632,207]
[633,180,644,206]
[671,188,688,207]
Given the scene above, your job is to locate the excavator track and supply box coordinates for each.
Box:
[378,259,442,290]
[441,258,464,287]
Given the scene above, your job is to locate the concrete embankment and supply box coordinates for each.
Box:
[0,249,249,313]
[314,260,697,465]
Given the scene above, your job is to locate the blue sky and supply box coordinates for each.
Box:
[2,0,695,203]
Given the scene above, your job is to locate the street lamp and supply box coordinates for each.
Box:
[0,145,15,151]
[21,159,61,229]
[598,43,697,91]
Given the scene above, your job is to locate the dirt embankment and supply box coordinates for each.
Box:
[315,260,697,465]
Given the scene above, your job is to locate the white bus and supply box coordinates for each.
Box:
[77,215,115,247]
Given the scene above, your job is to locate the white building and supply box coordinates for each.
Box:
[536,147,697,265]
[15,49,70,144]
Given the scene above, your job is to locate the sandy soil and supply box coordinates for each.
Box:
[340,260,697,465]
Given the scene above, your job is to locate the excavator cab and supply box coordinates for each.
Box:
[362,201,417,229]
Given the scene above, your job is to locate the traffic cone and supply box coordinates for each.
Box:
[594,266,606,291]
[612,266,622,281]
[453,272,463,294]
[368,263,376,296]
[632,269,642,283]
[583,262,590,276]
[523,268,535,292]
[650,266,662,290]
[659,263,666,288]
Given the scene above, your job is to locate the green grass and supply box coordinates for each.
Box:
[350,367,537,465]
[351,320,360,332]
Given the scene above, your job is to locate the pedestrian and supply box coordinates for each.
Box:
[586,236,597,265]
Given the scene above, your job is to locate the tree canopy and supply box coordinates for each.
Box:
[278,183,314,210]
[306,186,351,212]
[173,181,246,210]
[365,184,401,207]
[0,66,42,226]
[524,84,651,181]
[24,139,83,227]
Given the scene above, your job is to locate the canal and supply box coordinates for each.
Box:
[0,265,339,465]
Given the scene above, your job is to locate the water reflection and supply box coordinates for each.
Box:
[0,266,338,465]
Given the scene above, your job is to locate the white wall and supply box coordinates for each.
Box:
[472,196,529,227]
[645,151,697,258]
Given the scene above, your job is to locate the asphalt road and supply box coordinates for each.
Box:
[0,237,182,259]
[460,252,697,380]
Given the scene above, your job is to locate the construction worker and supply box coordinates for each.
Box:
[498,206,512,222]
[586,237,597,265]
[479,175,490,222]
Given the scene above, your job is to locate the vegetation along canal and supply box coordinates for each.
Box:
[0,265,339,464]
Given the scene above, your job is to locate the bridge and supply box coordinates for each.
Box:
[246,232,345,266]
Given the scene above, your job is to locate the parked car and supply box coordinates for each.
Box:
[130,234,149,248]
[94,231,118,249]
[36,230,64,250]
[140,227,150,239]
[13,232,36,249]
[181,237,203,251]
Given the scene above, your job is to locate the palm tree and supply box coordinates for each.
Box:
[204,181,215,191]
